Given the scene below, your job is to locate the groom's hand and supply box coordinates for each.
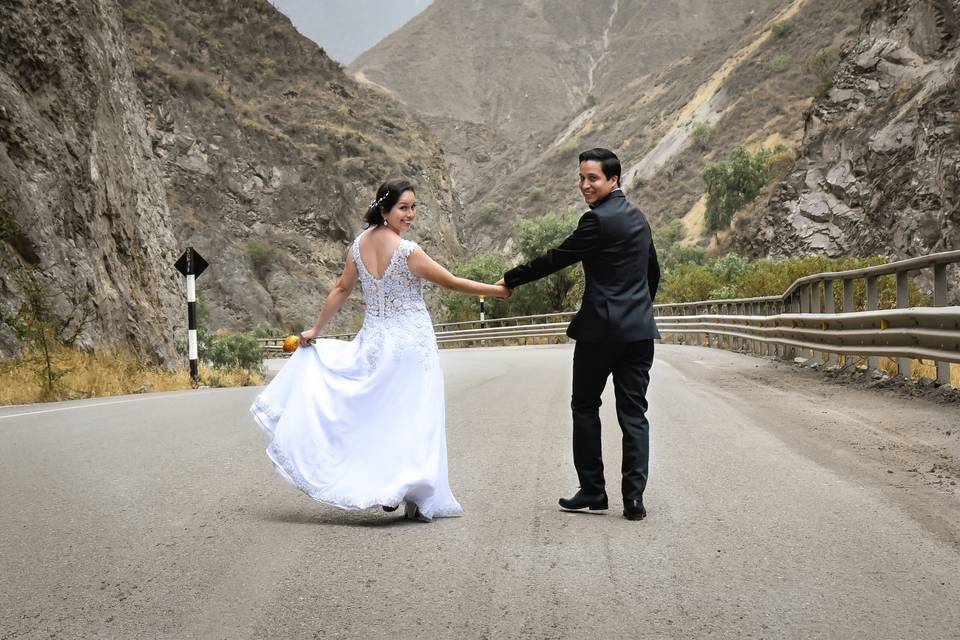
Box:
[494,279,512,299]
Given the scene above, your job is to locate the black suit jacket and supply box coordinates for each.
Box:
[503,190,661,342]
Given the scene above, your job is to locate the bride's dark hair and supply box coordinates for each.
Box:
[364,179,416,227]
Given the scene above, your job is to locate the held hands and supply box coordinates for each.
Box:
[492,279,512,299]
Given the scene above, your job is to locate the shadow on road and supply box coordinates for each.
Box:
[254,507,430,528]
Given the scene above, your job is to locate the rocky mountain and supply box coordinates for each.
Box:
[118,0,463,334]
[473,0,866,253]
[356,0,957,288]
[350,0,794,233]
[1,0,464,363]
[0,0,183,363]
[736,0,960,269]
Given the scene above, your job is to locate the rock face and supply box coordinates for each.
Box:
[120,0,463,333]
[0,0,464,364]
[739,0,960,265]
[0,0,182,363]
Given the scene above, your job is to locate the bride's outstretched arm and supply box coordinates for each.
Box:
[300,249,360,342]
[408,249,510,298]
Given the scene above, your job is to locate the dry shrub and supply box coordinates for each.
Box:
[0,346,263,406]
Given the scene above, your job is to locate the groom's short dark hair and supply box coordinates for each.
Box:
[579,148,621,185]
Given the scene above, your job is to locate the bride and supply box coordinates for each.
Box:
[250,179,510,522]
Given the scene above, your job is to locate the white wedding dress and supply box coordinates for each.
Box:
[250,234,463,521]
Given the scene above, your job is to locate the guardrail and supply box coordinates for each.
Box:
[654,249,960,386]
[259,250,960,386]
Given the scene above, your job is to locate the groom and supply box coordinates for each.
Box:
[498,148,660,521]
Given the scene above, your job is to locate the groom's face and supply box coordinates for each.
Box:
[578,160,618,206]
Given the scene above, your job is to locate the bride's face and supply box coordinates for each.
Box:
[384,190,416,233]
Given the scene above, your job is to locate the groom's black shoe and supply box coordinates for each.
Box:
[558,490,608,511]
[623,498,646,521]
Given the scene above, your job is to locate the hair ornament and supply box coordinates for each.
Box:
[368,190,390,209]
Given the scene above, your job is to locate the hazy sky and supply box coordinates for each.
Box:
[269,0,433,64]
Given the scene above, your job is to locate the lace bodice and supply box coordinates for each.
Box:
[351,234,428,319]
[350,233,437,370]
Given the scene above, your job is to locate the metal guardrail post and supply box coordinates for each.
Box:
[699,305,708,347]
[842,278,855,312]
[683,307,703,347]
[896,271,911,378]
[730,303,737,350]
[842,278,855,368]
[720,304,729,349]
[799,284,812,359]
[736,304,741,351]
[934,264,951,385]
[729,303,736,350]
[714,304,721,348]
[767,302,776,357]
[866,275,880,371]
[824,280,837,366]
[739,303,747,351]
[780,300,788,358]
[757,302,765,355]
[744,303,750,352]
[811,282,823,364]
[784,294,798,360]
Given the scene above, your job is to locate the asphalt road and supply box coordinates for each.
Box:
[2,344,960,639]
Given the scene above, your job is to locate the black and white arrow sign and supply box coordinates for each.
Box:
[174,247,208,385]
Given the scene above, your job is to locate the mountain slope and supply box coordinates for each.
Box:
[350,0,790,209]
[119,0,463,332]
[471,0,865,251]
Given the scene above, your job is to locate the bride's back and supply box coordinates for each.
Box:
[358,228,402,279]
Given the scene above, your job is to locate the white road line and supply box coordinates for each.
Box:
[0,389,239,421]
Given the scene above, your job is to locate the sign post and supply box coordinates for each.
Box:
[174,247,209,386]
[479,295,486,346]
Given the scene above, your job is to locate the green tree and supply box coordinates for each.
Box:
[658,262,724,303]
[512,211,583,314]
[691,122,715,150]
[204,332,264,372]
[702,147,772,231]
[657,219,687,249]
[441,253,509,322]
[654,219,709,275]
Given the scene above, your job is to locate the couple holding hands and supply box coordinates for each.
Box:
[250,147,660,523]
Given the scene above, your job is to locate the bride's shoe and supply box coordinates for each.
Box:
[382,504,399,512]
[403,501,430,522]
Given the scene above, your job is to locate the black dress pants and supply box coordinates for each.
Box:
[571,339,655,500]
